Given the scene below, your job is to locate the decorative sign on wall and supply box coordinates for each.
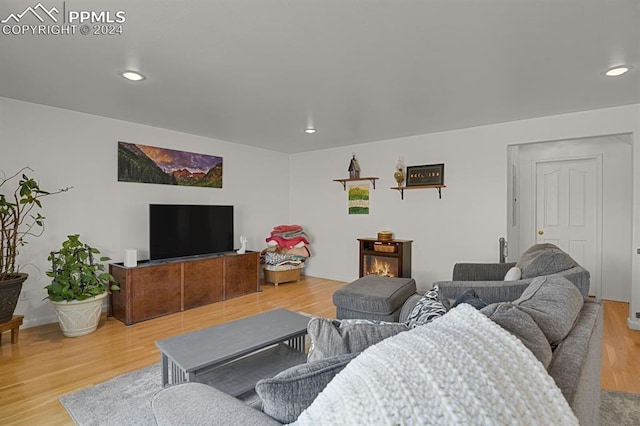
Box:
[348,184,370,215]
[406,163,444,186]
[117,142,223,188]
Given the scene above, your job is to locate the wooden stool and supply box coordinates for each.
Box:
[0,315,24,345]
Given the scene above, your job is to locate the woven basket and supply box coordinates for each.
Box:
[377,231,393,241]
[373,244,396,253]
[263,267,302,285]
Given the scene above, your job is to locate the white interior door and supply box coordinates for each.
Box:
[535,158,601,297]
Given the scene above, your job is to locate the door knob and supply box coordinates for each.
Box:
[538,230,544,235]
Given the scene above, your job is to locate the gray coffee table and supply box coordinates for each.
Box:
[155,308,310,397]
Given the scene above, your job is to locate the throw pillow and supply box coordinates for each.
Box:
[515,244,577,279]
[256,352,359,424]
[504,266,522,281]
[405,285,447,329]
[450,288,488,310]
[481,302,553,368]
[306,317,408,362]
[513,275,583,346]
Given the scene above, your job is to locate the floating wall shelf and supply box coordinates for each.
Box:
[333,177,379,190]
[390,184,446,200]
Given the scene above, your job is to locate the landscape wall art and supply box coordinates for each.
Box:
[117,142,223,188]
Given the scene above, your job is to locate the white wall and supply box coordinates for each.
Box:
[4,97,640,330]
[0,97,290,328]
[513,135,632,302]
[290,131,509,290]
[290,104,640,329]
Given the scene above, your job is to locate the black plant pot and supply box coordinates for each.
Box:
[0,273,28,323]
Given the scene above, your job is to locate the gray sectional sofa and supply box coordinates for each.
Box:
[442,275,602,425]
[152,244,602,425]
[397,242,592,319]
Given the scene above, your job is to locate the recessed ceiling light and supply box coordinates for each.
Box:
[305,128,316,134]
[604,66,632,77]
[120,71,146,81]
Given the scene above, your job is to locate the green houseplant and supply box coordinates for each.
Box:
[0,167,68,323]
[45,234,119,337]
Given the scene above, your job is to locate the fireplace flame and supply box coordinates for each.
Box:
[366,257,396,277]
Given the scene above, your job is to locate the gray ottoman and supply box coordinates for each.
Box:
[333,276,417,322]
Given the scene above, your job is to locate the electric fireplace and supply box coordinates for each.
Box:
[358,238,412,278]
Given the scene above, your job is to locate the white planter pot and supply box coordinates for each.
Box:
[51,292,108,337]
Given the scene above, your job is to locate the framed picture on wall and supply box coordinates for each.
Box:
[117,141,223,188]
[406,163,444,186]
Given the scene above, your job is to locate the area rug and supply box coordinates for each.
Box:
[60,363,261,426]
[60,364,161,426]
[601,389,640,426]
[60,366,640,425]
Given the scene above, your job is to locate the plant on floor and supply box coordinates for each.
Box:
[0,167,69,322]
[0,167,69,280]
[46,234,120,337]
[45,234,119,302]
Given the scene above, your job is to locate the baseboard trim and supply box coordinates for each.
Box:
[23,314,58,329]
[19,300,109,329]
[626,317,640,330]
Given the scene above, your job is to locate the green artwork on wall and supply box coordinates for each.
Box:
[348,184,369,215]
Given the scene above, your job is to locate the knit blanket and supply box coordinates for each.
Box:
[292,304,578,426]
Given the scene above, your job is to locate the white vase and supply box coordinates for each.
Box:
[51,292,107,337]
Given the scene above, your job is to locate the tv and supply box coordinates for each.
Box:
[149,204,234,261]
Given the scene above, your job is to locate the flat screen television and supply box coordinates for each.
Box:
[149,204,234,261]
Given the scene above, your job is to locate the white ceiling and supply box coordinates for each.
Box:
[1,0,639,153]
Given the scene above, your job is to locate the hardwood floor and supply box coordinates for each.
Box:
[0,276,638,425]
[601,298,640,394]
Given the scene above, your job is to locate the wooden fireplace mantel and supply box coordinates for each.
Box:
[358,238,412,278]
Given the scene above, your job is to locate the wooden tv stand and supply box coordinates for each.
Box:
[109,252,260,325]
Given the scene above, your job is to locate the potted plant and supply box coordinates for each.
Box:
[0,167,68,323]
[45,234,119,337]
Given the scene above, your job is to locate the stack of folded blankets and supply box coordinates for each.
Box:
[261,225,311,285]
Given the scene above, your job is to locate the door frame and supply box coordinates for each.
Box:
[531,154,603,298]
